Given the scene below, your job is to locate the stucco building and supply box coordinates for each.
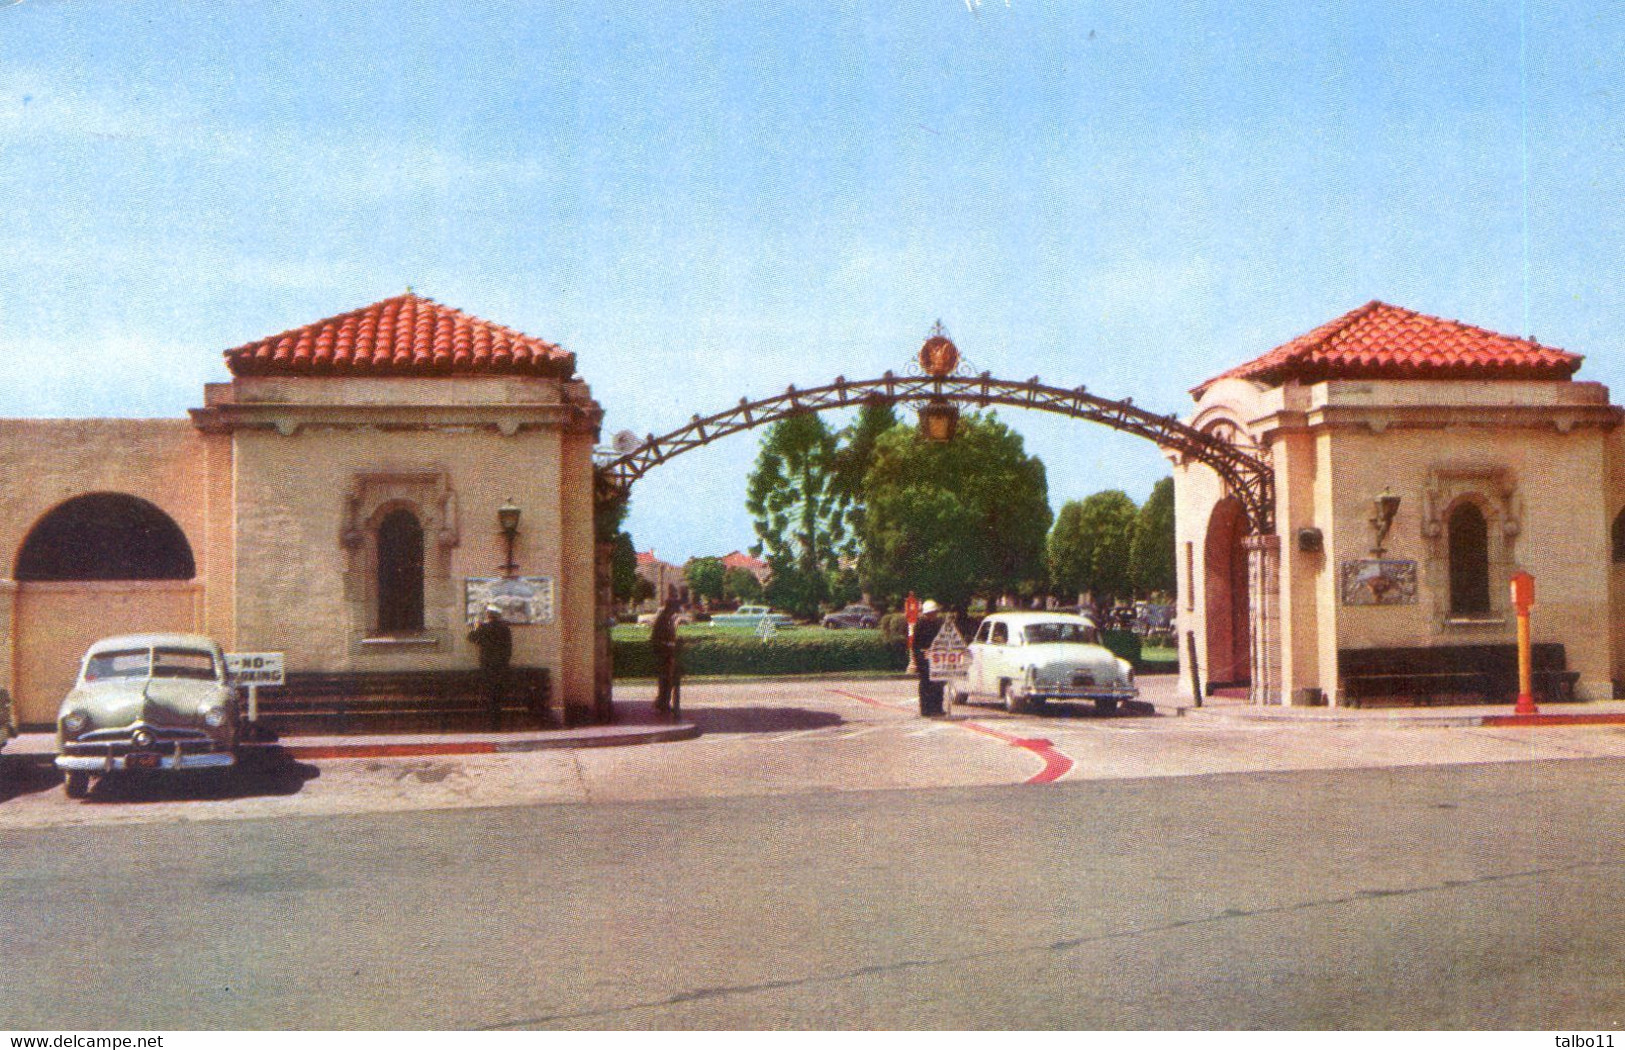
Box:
[0,293,602,727]
[1173,301,1624,707]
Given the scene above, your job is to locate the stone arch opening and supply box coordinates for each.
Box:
[15,493,195,581]
[376,506,426,634]
[1203,495,1250,689]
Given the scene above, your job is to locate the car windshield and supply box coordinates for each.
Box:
[1023,622,1098,645]
[83,646,217,682]
[154,648,217,680]
[83,648,151,682]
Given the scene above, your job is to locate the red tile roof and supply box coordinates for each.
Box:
[721,551,768,572]
[224,293,576,378]
[1194,301,1581,397]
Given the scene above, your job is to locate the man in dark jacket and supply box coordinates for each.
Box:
[651,594,683,717]
[911,599,944,714]
[468,604,513,731]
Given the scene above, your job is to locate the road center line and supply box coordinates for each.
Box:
[828,688,1076,784]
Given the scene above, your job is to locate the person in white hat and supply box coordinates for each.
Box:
[911,599,946,713]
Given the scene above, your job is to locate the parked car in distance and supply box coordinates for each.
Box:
[55,634,240,798]
[709,605,794,629]
[948,611,1137,715]
[822,603,879,629]
[635,609,697,627]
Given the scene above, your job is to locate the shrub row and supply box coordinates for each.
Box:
[614,631,907,677]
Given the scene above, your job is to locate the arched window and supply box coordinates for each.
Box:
[1613,509,1625,563]
[376,508,425,634]
[16,493,195,581]
[1447,502,1491,617]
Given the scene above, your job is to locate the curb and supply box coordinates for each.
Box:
[257,721,700,760]
[1174,707,1625,729]
[3,720,700,764]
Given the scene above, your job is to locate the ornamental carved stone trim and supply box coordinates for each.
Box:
[341,469,460,552]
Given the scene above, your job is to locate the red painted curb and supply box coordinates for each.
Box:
[1480,713,1625,728]
[831,689,1075,784]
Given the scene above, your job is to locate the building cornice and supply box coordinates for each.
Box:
[189,399,604,438]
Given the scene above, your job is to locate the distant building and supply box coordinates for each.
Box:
[635,550,687,605]
[720,550,771,585]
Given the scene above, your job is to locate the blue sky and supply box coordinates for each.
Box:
[3,1,1622,562]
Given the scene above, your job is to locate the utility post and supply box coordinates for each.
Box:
[1510,570,1537,716]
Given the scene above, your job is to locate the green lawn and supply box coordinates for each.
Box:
[612,622,858,642]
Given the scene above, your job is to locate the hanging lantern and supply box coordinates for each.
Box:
[918,398,959,442]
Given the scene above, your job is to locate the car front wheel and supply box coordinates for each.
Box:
[1096,697,1119,715]
[1002,679,1027,714]
[64,771,90,799]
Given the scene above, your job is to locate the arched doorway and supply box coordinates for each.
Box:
[1203,496,1250,690]
[12,493,201,725]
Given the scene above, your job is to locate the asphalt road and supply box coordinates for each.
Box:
[6,756,1625,1029]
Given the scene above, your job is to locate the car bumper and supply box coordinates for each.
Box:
[56,751,236,773]
[1028,686,1138,702]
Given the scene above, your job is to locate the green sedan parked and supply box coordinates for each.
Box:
[55,634,241,798]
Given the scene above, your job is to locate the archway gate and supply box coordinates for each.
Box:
[588,367,1278,710]
[596,371,1273,532]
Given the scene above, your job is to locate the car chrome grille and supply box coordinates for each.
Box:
[66,723,216,755]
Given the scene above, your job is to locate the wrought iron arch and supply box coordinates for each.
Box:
[595,372,1274,533]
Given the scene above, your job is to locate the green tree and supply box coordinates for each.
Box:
[684,556,726,603]
[763,555,829,619]
[597,494,641,604]
[1047,501,1092,599]
[611,531,639,603]
[745,414,844,579]
[1128,477,1177,598]
[1048,490,1138,605]
[859,412,1051,610]
[830,401,899,556]
[722,566,764,604]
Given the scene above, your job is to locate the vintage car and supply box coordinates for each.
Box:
[947,611,1137,714]
[55,634,240,798]
[709,604,794,629]
[821,603,879,630]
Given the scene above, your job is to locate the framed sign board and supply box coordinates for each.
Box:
[1340,559,1419,606]
[465,576,555,625]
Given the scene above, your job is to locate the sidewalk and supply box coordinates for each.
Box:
[4,699,698,761]
[1137,674,1625,727]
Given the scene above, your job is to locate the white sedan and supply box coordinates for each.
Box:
[948,611,1137,715]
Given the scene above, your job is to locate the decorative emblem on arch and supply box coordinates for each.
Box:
[595,372,1275,533]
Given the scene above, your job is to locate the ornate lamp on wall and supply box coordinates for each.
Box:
[916,322,961,443]
[498,498,522,577]
[1369,488,1401,557]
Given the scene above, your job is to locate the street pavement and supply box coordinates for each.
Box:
[4,754,1625,1028]
[8,676,1625,1028]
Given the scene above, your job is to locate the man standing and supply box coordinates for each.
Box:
[911,599,944,714]
[651,593,683,717]
[468,604,513,732]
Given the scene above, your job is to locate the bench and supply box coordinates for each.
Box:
[253,667,552,735]
[1338,644,1579,707]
